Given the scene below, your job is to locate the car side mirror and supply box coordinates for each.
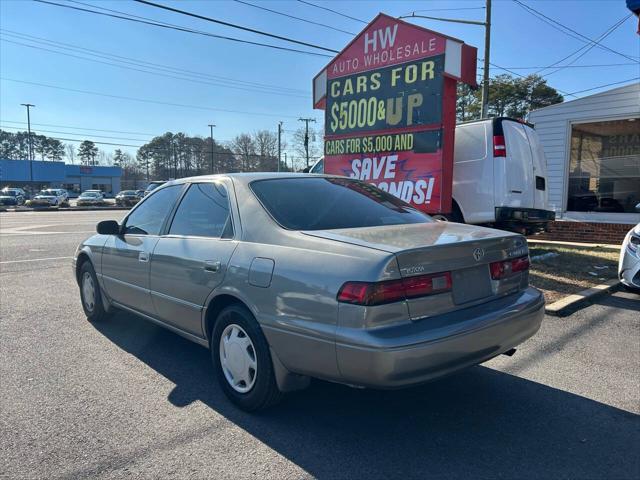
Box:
[97,220,121,235]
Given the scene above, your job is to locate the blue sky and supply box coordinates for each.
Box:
[1,0,638,159]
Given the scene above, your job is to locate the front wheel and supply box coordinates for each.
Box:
[211,305,282,411]
[79,261,109,322]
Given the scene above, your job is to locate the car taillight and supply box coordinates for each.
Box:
[337,272,452,306]
[493,135,506,157]
[490,256,530,280]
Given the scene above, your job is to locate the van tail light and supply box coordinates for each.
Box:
[337,272,452,306]
[493,135,506,157]
[490,256,530,280]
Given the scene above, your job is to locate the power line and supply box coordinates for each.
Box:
[295,0,368,24]
[0,77,302,118]
[232,0,355,35]
[133,0,340,54]
[566,78,639,96]
[512,0,639,62]
[33,0,332,58]
[1,120,156,136]
[539,15,631,78]
[0,37,309,99]
[407,7,486,13]
[0,29,309,95]
[0,125,153,142]
[481,62,637,70]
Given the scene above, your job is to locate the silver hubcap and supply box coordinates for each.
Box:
[82,271,96,312]
[219,324,257,393]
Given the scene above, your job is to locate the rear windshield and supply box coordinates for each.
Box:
[251,177,431,230]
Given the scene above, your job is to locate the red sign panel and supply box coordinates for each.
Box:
[315,13,476,214]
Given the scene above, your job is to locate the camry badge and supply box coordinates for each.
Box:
[473,248,485,261]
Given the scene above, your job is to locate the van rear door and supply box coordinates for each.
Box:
[496,119,535,208]
[522,125,549,210]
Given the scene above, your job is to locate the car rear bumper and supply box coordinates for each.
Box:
[495,207,555,224]
[335,287,544,388]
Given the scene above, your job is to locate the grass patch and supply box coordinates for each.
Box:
[528,246,619,304]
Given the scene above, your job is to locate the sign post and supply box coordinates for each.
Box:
[313,13,477,214]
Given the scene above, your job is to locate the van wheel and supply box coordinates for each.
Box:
[212,305,282,411]
[79,261,109,322]
[433,204,464,223]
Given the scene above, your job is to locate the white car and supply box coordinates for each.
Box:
[31,189,67,206]
[619,223,640,292]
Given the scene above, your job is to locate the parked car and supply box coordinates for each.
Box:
[74,174,544,411]
[311,117,556,234]
[0,188,25,206]
[115,190,141,207]
[619,223,640,292]
[144,181,165,196]
[31,189,67,207]
[77,191,105,206]
[136,190,145,198]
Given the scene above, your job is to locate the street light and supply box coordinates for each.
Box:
[20,103,35,183]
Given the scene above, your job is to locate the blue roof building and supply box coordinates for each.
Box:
[0,158,122,196]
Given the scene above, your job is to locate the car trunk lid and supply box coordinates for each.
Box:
[304,222,528,319]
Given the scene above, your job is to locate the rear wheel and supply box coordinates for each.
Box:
[211,304,282,411]
[79,261,109,322]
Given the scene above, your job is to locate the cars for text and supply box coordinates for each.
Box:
[619,223,640,292]
[74,173,544,411]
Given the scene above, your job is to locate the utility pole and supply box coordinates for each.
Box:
[399,1,491,117]
[480,0,492,119]
[284,152,288,172]
[21,103,35,183]
[208,123,216,174]
[277,121,283,172]
[298,117,316,168]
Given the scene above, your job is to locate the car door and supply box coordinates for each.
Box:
[101,184,184,316]
[149,181,238,337]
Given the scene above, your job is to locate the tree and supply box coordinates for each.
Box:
[455,74,563,121]
[65,144,76,164]
[230,133,256,172]
[113,148,125,167]
[78,140,98,166]
[46,139,64,161]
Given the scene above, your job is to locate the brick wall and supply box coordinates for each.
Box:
[532,221,632,244]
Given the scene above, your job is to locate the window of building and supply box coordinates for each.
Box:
[568,118,640,213]
[92,183,113,194]
[169,183,233,238]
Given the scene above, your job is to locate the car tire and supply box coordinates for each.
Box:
[211,304,282,411]
[79,261,109,322]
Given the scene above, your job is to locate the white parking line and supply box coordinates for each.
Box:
[0,256,73,264]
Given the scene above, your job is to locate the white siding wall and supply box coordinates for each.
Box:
[528,83,640,220]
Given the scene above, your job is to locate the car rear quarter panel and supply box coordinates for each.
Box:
[221,237,400,381]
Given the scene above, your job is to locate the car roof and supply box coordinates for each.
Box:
[166,172,332,187]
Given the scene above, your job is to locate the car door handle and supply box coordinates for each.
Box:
[138,251,149,262]
[204,260,221,272]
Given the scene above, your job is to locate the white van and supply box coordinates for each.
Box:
[310,117,555,234]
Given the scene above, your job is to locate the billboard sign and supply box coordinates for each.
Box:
[314,13,477,214]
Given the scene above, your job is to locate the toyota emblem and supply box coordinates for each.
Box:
[473,248,484,261]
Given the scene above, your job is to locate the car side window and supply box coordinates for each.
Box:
[169,183,233,238]
[124,185,183,235]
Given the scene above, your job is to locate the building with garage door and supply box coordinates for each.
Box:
[0,158,122,197]
[528,82,640,243]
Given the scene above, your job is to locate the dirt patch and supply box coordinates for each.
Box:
[528,246,620,304]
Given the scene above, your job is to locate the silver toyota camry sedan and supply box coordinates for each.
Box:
[74,173,544,411]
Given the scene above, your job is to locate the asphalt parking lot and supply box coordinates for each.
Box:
[1,210,639,479]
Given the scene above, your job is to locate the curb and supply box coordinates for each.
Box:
[528,239,621,250]
[0,206,130,212]
[545,279,621,316]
